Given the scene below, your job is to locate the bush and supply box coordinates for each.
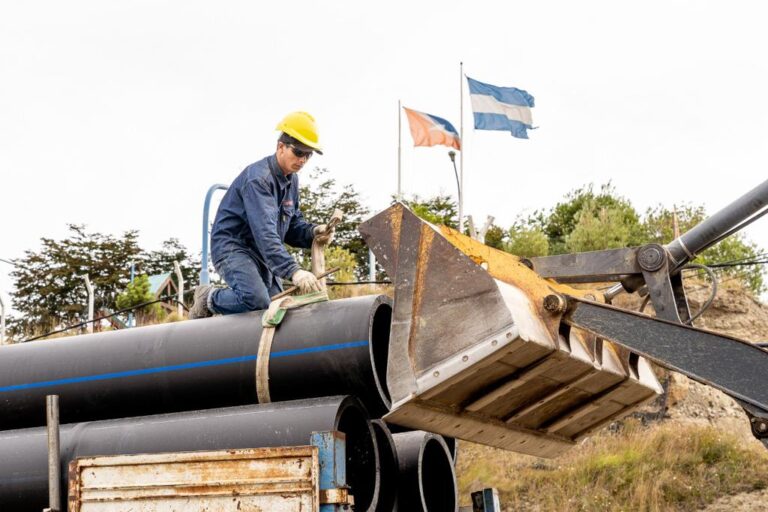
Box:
[115,275,162,324]
[325,247,358,299]
[505,226,550,257]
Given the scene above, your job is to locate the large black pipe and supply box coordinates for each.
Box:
[370,419,399,512]
[386,422,458,462]
[393,431,457,512]
[0,396,380,511]
[0,295,392,430]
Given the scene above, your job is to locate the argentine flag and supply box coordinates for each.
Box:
[467,76,535,139]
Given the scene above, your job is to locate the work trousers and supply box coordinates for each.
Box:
[209,248,282,315]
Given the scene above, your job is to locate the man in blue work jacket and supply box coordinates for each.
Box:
[189,111,332,318]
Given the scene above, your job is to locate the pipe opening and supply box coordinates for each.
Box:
[442,436,457,462]
[338,402,380,511]
[370,420,398,512]
[370,299,392,407]
[421,436,457,511]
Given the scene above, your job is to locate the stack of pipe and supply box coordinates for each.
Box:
[0,294,458,511]
[0,397,377,509]
[370,421,459,512]
[0,295,393,430]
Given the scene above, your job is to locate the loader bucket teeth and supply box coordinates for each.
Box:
[360,203,662,458]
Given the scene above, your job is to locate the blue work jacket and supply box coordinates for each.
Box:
[210,155,316,288]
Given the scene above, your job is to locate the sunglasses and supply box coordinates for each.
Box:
[287,144,313,159]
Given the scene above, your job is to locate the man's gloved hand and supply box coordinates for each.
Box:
[291,269,321,294]
[313,223,335,245]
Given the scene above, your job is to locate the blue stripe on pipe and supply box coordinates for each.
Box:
[0,340,369,393]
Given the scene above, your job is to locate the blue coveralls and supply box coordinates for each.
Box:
[209,154,316,314]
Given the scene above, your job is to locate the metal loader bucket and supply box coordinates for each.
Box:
[360,204,662,458]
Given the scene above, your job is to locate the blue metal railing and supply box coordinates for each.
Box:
[200,184,229,285]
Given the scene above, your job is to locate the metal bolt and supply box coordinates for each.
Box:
[638,244,666,272]
[462,355,469,362]
[433,371,440,378]
[543,294,566,314]
[757,421,768,434]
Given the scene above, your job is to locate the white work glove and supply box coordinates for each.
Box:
[291,269,321,294]
[313,223,335,245]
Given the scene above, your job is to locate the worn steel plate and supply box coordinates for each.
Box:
[68,447,319,511]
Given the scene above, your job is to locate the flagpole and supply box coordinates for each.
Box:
[458,62,464,233]
[397,99,402,200]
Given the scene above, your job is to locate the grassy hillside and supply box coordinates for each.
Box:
[457,421,768,511]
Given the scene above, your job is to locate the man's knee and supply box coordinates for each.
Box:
[239,287,270,311]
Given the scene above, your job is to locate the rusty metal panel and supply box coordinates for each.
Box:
[68,447,319,512]
[360,204,662,458]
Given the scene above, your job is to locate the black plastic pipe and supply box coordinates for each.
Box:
[0,295,392,430]
[370,419,399,512]
[0,396,380,511]
[387,423,458,462]
[393,431,457,512]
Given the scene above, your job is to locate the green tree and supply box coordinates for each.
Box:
[115,274,162,323]
[695,235,765,294]
[641,204,764,294]
[139,238,200,294]
[400,194,458,229]
[505,225,550,257]
[9,227,201,337]
[642,203,705,244]
[530,183,644,254]
[516,184,764,293]
[10,225,142,336]
[484,224,507,250]
[324,246,358,283]
[324,246,359,299]
[565,202,634,253]
[297,167,371,278]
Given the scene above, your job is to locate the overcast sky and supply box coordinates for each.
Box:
[2,1,767,314]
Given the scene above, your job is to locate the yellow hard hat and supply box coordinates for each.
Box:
[276,111,323,154]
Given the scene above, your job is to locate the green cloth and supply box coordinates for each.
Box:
[262,291,329,327]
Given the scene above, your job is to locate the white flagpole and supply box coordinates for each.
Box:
[458,62,465,233]
[397,99,402,200]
